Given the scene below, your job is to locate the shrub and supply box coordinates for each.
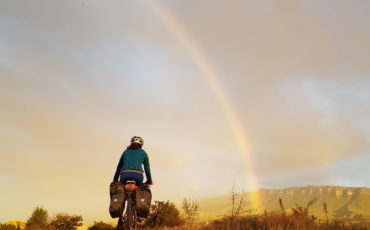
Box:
[26,207,48,229]
[0,223,17,230]
[143,201,183,228]
[49,213,83,230]
[181,197,200,224]
[87,221,114,230]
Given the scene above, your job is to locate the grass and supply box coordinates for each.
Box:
[144,215,370,230]
[142,203,370,230]
[199,213,370,230]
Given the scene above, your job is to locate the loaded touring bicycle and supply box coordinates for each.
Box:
[110,180,152,230]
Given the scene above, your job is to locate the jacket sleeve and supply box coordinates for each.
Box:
[113,152,124,182]
[143,152,153,184]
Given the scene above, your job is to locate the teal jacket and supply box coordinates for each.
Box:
[113,148,153,184]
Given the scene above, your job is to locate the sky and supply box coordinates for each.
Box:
[1,0,370,225]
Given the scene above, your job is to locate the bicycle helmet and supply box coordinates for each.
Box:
[131,136,144,146]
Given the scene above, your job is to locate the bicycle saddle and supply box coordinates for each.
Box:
[125,180,137,185]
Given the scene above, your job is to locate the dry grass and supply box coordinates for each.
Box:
[144,216,370,230]
[199,213,370,230]
[142,204,370,230]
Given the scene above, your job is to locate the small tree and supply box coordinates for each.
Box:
[144,201,183,228]
[26,206,49,229]
[87,221,114,230]
[49,213,83,230]
[230,185,246,218]
[181,197,199,224]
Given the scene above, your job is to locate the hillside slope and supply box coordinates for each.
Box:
[198,186,370,221]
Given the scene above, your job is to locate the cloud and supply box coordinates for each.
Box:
[1,0,370,223]
[153,0,370,173]
[259,153,370,189]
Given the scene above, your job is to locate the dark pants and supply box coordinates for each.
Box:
[119,172,143,187]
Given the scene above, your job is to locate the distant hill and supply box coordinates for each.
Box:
[198,185,370,221]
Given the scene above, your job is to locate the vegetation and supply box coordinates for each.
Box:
[2,207,83,230]
[200,214,370,230]
[87,221,115,230]
[230,184,247,218]
[143,201,183,228]
[137,201,370,229]
[48,213,83,230]
[0,223,17,230]
[181,198,200,224]
[4,185,370,230]
[198,186,370,221]
[26,207,49,230]
[137,188,370,230]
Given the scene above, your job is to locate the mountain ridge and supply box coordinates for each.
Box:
[198,185,370,221]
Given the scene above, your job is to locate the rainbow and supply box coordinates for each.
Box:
[145,0,261,209]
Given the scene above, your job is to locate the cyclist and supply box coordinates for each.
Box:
[113,136,153,187]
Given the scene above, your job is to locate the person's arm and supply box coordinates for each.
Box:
[113,153,124,182]
[143,152,153,184]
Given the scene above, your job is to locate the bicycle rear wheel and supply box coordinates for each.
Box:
[125,197,133,230]
[116,217,123,230]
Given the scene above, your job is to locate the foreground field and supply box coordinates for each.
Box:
[142,214,370,230]
[4,185,370,230]
[139,200,370,230]
[3,205,370,230]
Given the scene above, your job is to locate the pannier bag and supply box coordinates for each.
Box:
[136,187,152,218]
[109,182,125,218]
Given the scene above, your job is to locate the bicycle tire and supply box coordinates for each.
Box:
[131,200,137,229]
[126,197,132,230]
[116,217,123,230]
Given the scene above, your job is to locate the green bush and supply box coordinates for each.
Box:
[143,201,183,228]
[87,221,114,230]
[26,207,49,229]
[49,213,83,230]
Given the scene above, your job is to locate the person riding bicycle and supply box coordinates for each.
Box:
[113,136,153,187]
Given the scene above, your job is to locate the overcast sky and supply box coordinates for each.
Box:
[1,0,370,225]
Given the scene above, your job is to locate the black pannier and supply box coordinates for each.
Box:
[136,187,152,218]
[109,182,125,218]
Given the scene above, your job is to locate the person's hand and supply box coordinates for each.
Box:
[144,183,153,188]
